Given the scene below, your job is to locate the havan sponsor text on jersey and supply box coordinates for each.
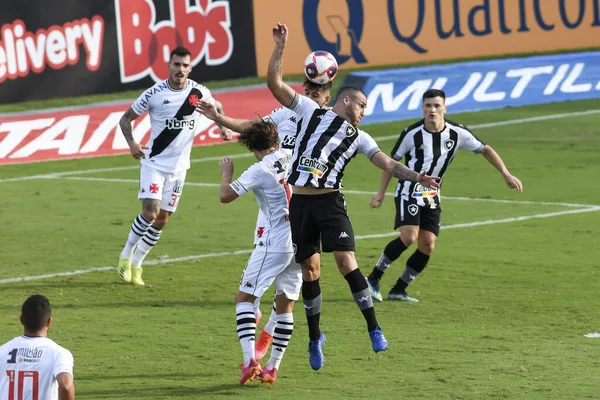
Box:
[131,79,215,173]
[392,119,486,208]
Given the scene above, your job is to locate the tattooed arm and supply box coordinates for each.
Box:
[370,152,440,189]
[266,22,297,107]
[119,107,145,160]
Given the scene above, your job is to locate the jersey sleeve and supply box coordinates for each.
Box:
[201,86,216,105]
[53,348,74,378]
[287,93,319,120]
[457,124,486,153]
[131,88,151,116]
[263,107,288,127]
[356,129,381,160]
[230,163,263,196]
[390,128,410,160]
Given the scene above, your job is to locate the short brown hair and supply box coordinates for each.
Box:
[21,295,51,332]
[303,78,332,92]
[239,121,279,151]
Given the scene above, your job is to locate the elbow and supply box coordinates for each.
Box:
[266,78,281,92]
[220,194,233,204]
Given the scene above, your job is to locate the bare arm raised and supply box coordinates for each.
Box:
[266,23,297,108]
[197,100,259,133]
[370,152,440,190]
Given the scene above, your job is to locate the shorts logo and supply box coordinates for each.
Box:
[444,139,455,151]
[172,180,183,194]
[257,227,265,238]
[149,183,160,194]
[297,156,328,178]
[407,204,419,216]
[345,125,357,137]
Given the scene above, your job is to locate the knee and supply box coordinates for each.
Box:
[401,232,418,247]
[302,260,320,280]
[141,209,158,222]
[419,240,435,255]
[334,251,357,275]
[153,214,169,229]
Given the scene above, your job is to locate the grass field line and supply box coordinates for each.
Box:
[2,205,599,285]
[1,108,598,184]
[59,176,600,208]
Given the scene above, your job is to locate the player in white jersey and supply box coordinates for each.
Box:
[116,46,232,286]
[197,78,332,360]
[366,89,523,303]
[198,78,332,158]
[218,121,301,385]
[1,295,74,400]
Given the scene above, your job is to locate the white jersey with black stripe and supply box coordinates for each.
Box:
[285,93,380,189]
[131,79,215,173]
[391,119,486,208]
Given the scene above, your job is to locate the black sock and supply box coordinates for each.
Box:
[344,268,379,332]
[302,279,322,341]
[369,237,409,281]
[392,249,430,292]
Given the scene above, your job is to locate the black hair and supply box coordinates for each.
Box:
[303,78,333,92]
[169,46,192,61]
[335,86,367,103]
[21,295,51,332]
[238,121,279,151]
[423,89,446,101]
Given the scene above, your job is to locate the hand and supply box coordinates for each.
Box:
[219,157,234,176]
[128,141,148,160]
[417,171,440,189]
[272,22,288,46]
[504,174,523,192]
[219,128,233,141]
[196,100,219,120]
[370,192,385,209]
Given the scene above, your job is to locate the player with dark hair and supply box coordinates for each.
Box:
[265,23,440,370]
[219,120,301,385]
[117,46,232,285]
[1,295,74,400]
[366,88,523,302]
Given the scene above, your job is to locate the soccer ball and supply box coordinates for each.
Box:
[304,51,338,84]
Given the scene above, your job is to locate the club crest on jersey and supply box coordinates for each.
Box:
[188,94,199,107]
[408,204,419,216]
[444,139,455,151]
[345,125,357,137]
[297,156,328,178]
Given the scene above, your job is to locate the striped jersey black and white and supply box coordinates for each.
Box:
[391,119,486,208]
[285,93,380,189]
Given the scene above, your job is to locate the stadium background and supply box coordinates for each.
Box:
[1,1,600,399]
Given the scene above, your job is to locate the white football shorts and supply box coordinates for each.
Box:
[239,250,302,300]
[138,164,187,212]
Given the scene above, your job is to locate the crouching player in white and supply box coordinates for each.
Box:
[117,46,231,285]
[218,121,301,385]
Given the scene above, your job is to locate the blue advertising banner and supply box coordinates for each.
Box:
[341,52,600,124]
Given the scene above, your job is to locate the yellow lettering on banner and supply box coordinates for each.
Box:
[252,0,600,76]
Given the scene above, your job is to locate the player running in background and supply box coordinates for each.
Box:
[266,23,440,370]
[0,295,75,400]
[366,89,523,303]
[218,121,301,385]
[197,78,332,361]
[117,46,232,286]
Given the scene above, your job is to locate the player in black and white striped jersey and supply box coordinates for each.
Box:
[267,23,440,369]
[366,89,523,303]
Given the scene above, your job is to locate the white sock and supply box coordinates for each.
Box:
[263,297,277,335]
[266,312,293,371]
[236,302,256,366]
[121,214,153,258]
[131,226,162,267]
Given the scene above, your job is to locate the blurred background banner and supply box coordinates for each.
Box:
[0,0,256,104]
[344,52,600,124]
[252,0,600,76]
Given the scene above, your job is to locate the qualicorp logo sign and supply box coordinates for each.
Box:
[114,0,233,83]
[0,17,105,83]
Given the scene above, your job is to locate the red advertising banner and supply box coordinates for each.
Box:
[0,84,302,165]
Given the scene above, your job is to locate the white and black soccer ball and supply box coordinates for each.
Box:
[304,51,338,85]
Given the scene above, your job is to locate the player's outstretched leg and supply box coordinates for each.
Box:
[236,302,261,384]
[302,278,325,370]
[258,312,294,384]
[255,297,276,361]
[129,225,163,286]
